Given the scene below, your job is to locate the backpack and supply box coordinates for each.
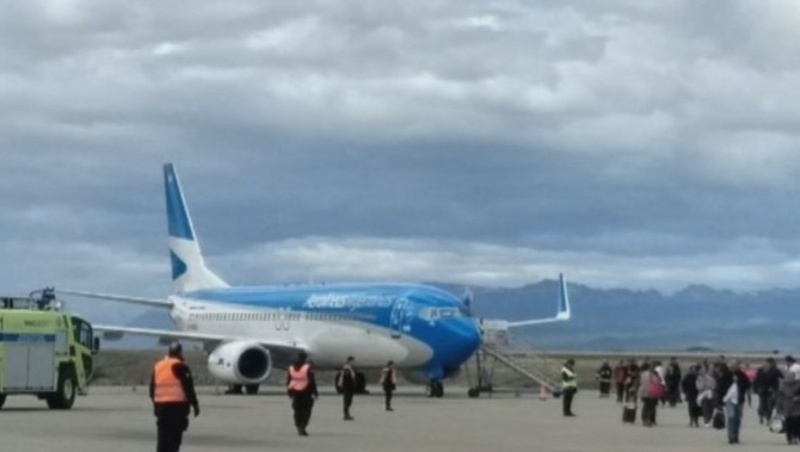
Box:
[648,374,664,399]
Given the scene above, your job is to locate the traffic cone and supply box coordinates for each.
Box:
[539,385,548,400]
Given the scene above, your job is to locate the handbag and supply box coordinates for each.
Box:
[769,414,785,434]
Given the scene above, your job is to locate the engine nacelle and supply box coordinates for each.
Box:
[207,341,272,384]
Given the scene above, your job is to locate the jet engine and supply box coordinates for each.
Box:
[207,341,272,384]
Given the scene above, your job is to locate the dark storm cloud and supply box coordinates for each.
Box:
[3,0,800,297]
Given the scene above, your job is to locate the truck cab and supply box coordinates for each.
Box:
[0,289,99,410]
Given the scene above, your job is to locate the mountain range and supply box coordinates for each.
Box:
[98,280,799,353]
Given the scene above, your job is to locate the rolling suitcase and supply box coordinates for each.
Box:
[622,402,637,424]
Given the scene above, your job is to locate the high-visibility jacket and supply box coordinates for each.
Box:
[562,366,577,389]
[288,364,310,391]
[153,357,188,403]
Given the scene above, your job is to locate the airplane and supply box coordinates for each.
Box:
[58,163,571,397]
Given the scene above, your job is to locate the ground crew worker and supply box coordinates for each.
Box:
[337,356,356,420]
[286,352,318,436]
[562,358,578,417]
[380,360,397,411]
[149,342,200,452]
[596,360,613,398]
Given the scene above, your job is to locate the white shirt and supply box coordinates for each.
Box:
[723,380,739,405]
[789,363,800,379]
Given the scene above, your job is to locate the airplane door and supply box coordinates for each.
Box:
[390,298,408,339]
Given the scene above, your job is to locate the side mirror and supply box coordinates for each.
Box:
[93,337,100,354]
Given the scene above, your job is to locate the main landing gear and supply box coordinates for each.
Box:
[224,384,260,395]
[426,380,444,398]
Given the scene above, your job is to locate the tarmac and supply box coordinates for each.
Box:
[0,386,789,451]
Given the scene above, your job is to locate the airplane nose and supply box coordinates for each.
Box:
[452,319,482,360]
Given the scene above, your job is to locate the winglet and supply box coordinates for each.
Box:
[504,273,572,328]
[555,273,571,321]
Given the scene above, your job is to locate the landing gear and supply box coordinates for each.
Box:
[426,381,444,398]
[225,384,260,395]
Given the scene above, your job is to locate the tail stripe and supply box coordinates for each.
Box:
[170,250,188,280]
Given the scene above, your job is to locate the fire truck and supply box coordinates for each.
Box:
[0,288,99,409]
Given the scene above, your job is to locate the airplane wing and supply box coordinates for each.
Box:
[93,325,308,355]
[56,289,172,309]
[506,273,571,328]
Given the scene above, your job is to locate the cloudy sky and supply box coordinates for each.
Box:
[4,0,800,318]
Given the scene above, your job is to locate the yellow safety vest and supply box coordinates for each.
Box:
[562,366,577,389]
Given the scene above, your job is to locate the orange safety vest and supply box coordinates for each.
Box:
[288,364,310,391]
[153,357,188,403]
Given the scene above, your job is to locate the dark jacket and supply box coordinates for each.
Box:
[286,362,318,398]
[681,373,699,400]
[666,363,682,389]
[715,369,750,407]
[149,358,199,412]
[338,365,356,392]
[757,367,783,394]
[597,364,612,382]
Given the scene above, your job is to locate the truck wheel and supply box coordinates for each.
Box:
[47,367,77,409]
[0,394,6,409]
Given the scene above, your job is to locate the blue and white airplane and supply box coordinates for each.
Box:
[60,163,571,396]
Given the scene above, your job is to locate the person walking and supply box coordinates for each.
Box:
[625,359,641,403]
[596,360,613,398]
[638,363,661,427]
[743,363,756,408]
[666,358,682,407]
[287,352,318,436]
[696,365,716,427]
[717,361,750,445]
[149,342,200,452]
[380,360,397,411]
[681,364,701,427]
[614,360,628,403]
[561,359,578,417]
[756,358,783,424]
[776,372,800,444]
[337,356,357,420]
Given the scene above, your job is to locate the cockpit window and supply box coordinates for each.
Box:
[420,307,463,320]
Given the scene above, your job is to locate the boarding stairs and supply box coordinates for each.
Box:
[464,329,562,398]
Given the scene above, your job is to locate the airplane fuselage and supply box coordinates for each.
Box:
[168,282,482,380]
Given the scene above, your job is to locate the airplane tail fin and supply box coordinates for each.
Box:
[164,163,229,293]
